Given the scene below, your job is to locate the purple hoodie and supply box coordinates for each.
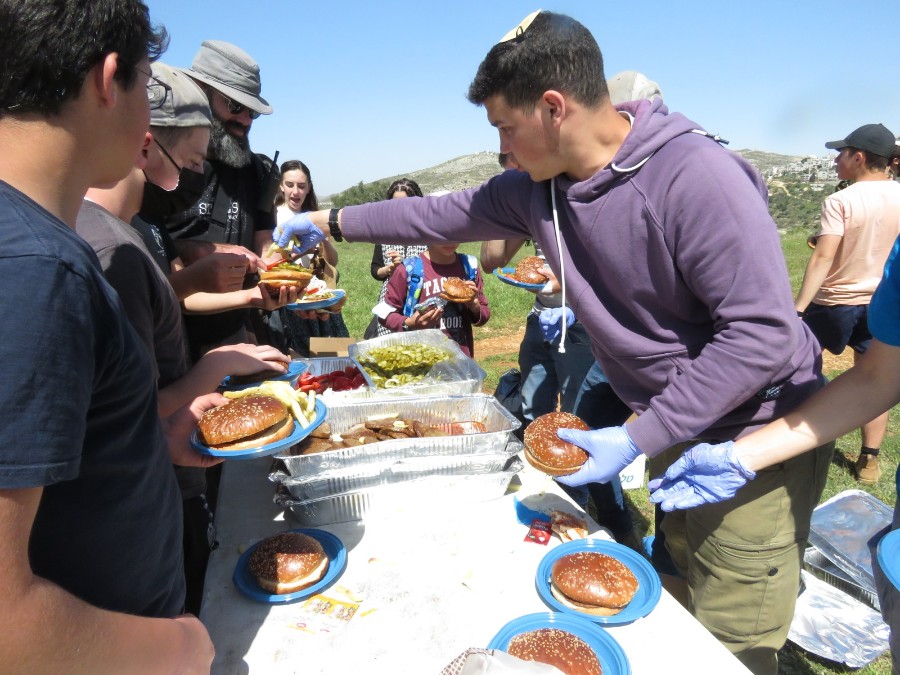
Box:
[341,98,824,456]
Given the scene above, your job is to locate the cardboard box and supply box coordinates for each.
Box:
[309,337,357,358]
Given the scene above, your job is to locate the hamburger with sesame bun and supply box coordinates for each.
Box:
[440,277,476,303]
[259,261,314,298]
[550,551,639,616]
[523,412,590,476]
[507,627,601,675]
[197,395,293,450]
[513,256,549,285]
[248,531,329,594]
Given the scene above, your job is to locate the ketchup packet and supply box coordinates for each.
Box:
[524,519,552,546]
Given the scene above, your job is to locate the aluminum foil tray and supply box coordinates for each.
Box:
[275,459,523,526]
[274,394,521,476]
[808,490,893,594]
[803,547,879,610]
[349,329,485,397]
[271,442,522,502]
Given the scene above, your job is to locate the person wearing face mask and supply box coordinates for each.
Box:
[162,40,281,360]
[75,61,296,615]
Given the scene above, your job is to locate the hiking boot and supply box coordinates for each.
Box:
[855,454,881,484]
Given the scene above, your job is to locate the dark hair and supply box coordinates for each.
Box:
[0,0,168,118]
[386,178,423,199]
[276,159,318,211]
[847,147,890,172]
[468,12,607,112]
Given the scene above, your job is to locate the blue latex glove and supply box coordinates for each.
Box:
[538,307,575,342]
[273,212,325,254]
[647,441,757,512]
[555,425,643,487]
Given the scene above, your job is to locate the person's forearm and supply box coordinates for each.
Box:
[6,576,204,675]
[383,311,406,332]
[795,255,833,312]
[480,238,524,272]
[173,239,215,266]
[182,288,257,314]
[158,358,233,417]
[735,340,900,471]
[167,264,207,301]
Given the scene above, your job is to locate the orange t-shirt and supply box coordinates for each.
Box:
[813,180,900,306]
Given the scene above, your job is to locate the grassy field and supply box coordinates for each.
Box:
[333,230,896,674]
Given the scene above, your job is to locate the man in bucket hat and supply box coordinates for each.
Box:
[165,40,282,360]
[795,122,900,484]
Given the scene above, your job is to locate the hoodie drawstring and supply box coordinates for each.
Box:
[550,177,567,354]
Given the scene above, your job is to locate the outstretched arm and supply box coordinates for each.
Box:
[649,339,900,510]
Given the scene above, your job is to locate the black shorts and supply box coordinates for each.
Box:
[803,303,871,355]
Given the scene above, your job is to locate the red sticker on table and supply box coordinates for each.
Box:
[525,519,552,545]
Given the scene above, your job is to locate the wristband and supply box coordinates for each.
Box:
[328,208,343,242]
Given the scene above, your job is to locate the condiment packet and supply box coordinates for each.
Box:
[524,519,552,545]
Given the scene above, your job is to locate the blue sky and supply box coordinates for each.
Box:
[145,0,900,196]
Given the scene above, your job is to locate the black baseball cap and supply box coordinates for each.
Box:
[825,123,896,158]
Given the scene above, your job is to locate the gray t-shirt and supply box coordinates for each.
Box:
[76,201,205,499]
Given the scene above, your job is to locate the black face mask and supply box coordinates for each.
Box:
[140,166,208,221]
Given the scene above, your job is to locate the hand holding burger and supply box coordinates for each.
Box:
[163,392,228,468]
[197,395,295,451]
[523,412,591,476]
[258,261,314,299]
[555,424,644,487]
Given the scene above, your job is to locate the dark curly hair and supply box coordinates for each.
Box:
[467,11,607,112]
[0,0,168,118]
[386,178,423,199]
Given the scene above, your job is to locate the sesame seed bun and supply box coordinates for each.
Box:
[439,277,477,303]
[550,551,639,616]
[513,256,549,285]
[259,266,314,297]
[248,532,328,595]
[523,412,590,476]
[507,628,601,675]
[197,395,293,450]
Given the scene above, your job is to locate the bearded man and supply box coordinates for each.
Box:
[164,40,279,358]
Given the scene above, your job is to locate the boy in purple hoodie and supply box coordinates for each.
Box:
[276,11,831,674]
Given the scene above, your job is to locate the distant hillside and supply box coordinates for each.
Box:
[327,148,832,231]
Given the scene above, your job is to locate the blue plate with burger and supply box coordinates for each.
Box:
[233,527,348,604]
[488,611,629,675]
[191,396,327,459]
[535,539,660,625]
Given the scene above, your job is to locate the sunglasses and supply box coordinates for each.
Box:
[223,95,261,120]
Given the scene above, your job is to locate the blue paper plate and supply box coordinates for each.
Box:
[535,539,661,625]
[494,267,546,291]
[233,528,347,604]
[487,612,630,675]
[220,359,308,391]
[191,399,327,459]
[877,529,900,591]
[285,288,346,311]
